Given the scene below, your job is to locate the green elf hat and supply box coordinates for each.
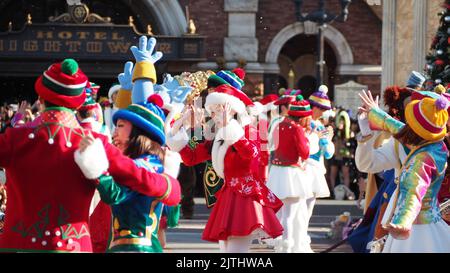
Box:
[35,58,88,109]
[288,95,313,117]
[113,94,166,145]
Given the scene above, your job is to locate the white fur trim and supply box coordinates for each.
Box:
[108,85,121,101]
[211,119,245,179]
[238,111,252,127]
[89,190,101,217]
[265,102,278,112]
[205,92,246,114]
[248,102,263,116]
[215,119,245,144]
[164,150,182,178]
[166,127,190,152]
[74,138,109,180]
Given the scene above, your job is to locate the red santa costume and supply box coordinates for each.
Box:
[0,59,180,253]
[266,95,316,252]
[167,84,283,253]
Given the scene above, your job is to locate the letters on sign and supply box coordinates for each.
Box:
[0,24,205,61]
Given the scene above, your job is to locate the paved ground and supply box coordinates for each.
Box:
[165,198,363,253]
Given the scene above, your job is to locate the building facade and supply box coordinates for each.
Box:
[6,0,438,107]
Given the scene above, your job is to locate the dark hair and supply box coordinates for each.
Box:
[43,100,58,108]
[124,125,165,161]
[277,104,288,114]
[394,124,426,146]
[77,108,95,120]
[288,115,300,122]
[383,86,412,123]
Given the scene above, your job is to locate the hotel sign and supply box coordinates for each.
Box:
[0,24,205,61]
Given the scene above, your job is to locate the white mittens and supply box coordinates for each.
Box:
[74,138,109,180]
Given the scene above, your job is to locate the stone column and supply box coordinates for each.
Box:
[381,0,397,94]
[413,0,428,72]
[224,0,259,62]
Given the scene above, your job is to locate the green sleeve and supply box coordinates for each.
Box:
[96,174,135,205]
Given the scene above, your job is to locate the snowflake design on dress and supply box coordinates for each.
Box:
[255,181,262,192]
[244,175,254,184]
[267,192,276,203]
[240,184,253,195]
[229,177,239,187]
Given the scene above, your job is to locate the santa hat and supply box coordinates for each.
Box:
[207,68,246,90]
[309,85,332,110]
[108,83,121,102]
[288,95,312,117]
[35,58,87,109]
[205,84,253,114]
[113,94,166,145]
[260,94,279,112]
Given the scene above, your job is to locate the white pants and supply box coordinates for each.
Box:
[219,236,253,253]
[303,197,316,253]
[277,197,309,253]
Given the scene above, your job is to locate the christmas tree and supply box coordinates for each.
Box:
[425,0,450,88]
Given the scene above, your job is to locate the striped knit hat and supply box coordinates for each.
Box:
[208,68,245,90]
[35,59,87,109]
[288,95,312,117]
[309,85,332,110]
[405,96,449,141]
[275,89,302,106]
[113,94,166,145]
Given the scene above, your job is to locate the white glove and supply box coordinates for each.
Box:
[358,112,372,137]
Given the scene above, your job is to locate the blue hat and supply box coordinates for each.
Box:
[407,71,426,88]
[113,94,166,145]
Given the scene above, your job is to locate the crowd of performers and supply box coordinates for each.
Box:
[0,37,449,253]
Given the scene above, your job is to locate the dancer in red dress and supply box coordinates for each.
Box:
[168,83,283,253]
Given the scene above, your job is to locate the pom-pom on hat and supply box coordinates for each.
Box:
[207,68,246,90]
[35,58,88,109]
[205,84,253,114]
[288,95,312,117]
[309,85,332,110]
[405,96,449,141]
[113,94,167,145]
